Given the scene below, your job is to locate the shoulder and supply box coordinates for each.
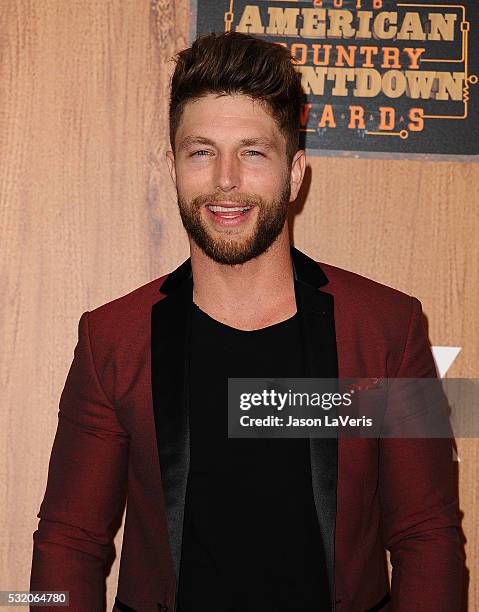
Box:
[90,274,167,317]
[317,261,432,376]
[318,260,424,355]
[318,260,417,316]
[83,274,169,349]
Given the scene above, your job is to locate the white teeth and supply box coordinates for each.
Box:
[207,205,251,212]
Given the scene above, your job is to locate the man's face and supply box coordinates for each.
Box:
[166,93,305,265]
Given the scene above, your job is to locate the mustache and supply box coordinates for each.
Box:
[190,193,266,208]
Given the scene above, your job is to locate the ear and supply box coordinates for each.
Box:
[288,149,306,202]
[165,149,177,187]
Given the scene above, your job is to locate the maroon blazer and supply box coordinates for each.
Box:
[30,247,463,612]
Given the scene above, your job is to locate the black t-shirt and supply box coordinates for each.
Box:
[177,302,329,612]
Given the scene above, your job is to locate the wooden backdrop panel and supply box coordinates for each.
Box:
[0,1,477,610]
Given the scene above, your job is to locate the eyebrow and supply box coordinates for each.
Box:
[178,135,279,152]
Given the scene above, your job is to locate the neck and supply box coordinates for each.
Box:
[190,226,296,330]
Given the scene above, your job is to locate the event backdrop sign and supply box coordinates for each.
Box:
[190,0,479,160]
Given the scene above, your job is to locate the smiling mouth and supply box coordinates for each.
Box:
[206,204,253,218]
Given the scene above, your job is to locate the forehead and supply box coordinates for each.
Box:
[176,93,284,149]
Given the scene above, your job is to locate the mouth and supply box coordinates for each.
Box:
[203,202,256,228]
[205,204,253,219]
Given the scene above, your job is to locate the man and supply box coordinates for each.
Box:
[31,32,463,612]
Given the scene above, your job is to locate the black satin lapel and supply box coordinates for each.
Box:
[295,279,338,610]
[151,277,192,579]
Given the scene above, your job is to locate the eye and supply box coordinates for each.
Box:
[244,150,264,157]
[191,150,212,157]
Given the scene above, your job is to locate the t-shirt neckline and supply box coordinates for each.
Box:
[191,301,299,334]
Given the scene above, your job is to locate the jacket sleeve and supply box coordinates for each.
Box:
[379,297,464,612]
[30,311,129,611]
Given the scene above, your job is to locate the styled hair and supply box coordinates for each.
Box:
[169,31,303,164]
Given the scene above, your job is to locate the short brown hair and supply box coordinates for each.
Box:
[169,32,303,164]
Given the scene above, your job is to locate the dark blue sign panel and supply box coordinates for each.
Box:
[190,0,479,160]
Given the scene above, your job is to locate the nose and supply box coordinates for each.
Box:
[214,152,240,192]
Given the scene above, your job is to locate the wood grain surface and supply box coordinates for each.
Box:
[1,1,477,609]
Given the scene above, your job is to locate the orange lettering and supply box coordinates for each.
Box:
[379,107,395,130]
[359,46,378,68]
[408,107,424,131]
[319,105,336,128]
[348,106,365,129]
[300,103,313,127]
[403,47,426,69]
[381,47,401,69]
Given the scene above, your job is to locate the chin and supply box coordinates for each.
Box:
[198,233,279,266]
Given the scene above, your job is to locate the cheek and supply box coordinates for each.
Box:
[239,166,281,191]
[248,174,286,199]
[177,163,212,185]
[175,169,211,200]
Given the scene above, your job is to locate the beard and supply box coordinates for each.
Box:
[176,177,291,266]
